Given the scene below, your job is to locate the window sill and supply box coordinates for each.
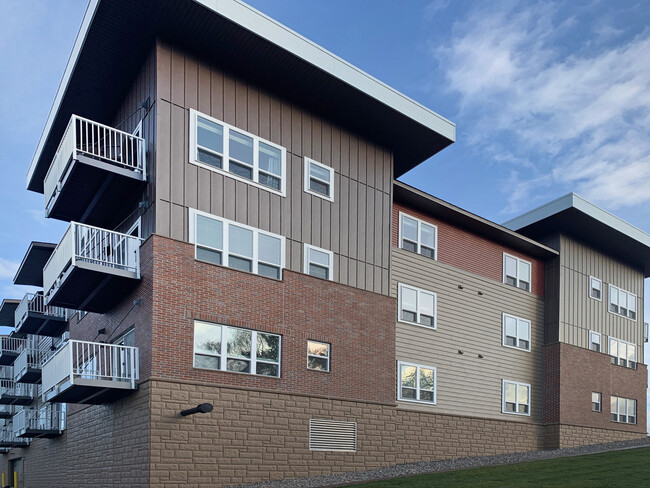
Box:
[397,318,437,331]
[502,343,531,353]
[398,398,436,406]
[193,365,282,379]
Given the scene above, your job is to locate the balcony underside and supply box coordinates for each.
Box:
[15,367,41,384]
[16,427,61,439]
[0,439,29,448]
[44,378,137,404]
[0,394,33,406]
[0,352,19,366]
[47,261,139,313]
[16,311,67,337]
[0,410,11,420]
[47,154,145,227]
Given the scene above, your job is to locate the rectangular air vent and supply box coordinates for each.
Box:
[309,418,357,452]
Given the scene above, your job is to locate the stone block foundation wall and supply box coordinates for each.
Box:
[544,423,646,450]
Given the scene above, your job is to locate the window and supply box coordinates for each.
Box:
[592,392,602,412]
[190,209,285,279]
[589,277,602,300]
[399,212,437,260]
[304,244,333,280]
[193,321,281,377]
[189,109,286,195]
[398,283,436,329]
[608,337,637,369]
[611,396,636,424]
[307,341,330,372]
[502,314,531,351]
[398,362,436,404]
[304,158,334,201]
[608,285,637,320]
[502,380,530,416]
[503,253,531,292]
[589,331,602,352]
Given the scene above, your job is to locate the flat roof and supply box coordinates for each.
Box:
[394,181,558,260]
[0,300,20,328]
[14,242,56,287]
[27,0,455,193]
[504,193,650,277]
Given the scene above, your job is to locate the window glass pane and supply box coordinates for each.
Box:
[401,287,417,313]
[619,291,627,310]
[611,396,617,413]
[628,344,636,362]
[226,359,250,373]
[308,341,329,357]
[419,368,434,391]
[309,178,330,196]
[592,392,600,403]
[229,255,252,272]
[256,363,279,376]
[420,390,434,402]
[257,333,280,362]
[420,247,435,259]
[309,248,330,267]
[505,316,517,338]
[419,315,434,327]
[505,255,517,277]
[194,323,221,356]
[259,173,281,190]
[518,385,529,406]
[308,357,328,371]
[196,247,222,265]
[309,162,331,182]
[258,263,280,279]
[505,382,516,403]
[197,117,223,153]
[229,160,253,179]
[229,130,253,164]
[610,286,618,305]
[401,387,416,400]
[401,310,416,323]
[259,142,282,176]
[229,225,253,257]
[609,338,618,357]
[518,320,530,341]
[308,263,329,280]
[194,354,220,369]
[197,148,223,169]
[226,328,252,358]
[618,398,626,416]
[402,216,418,243]
[401,365,417,388]
[519,261,531,282]
[419,292,435,318]
[259,234,281,265]
[401,240,417,253]
[196,215,223,249]
[420,223,436,249]
[628,399,636,416]
[628,294,637,313]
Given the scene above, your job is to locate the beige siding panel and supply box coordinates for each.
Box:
[339,130,350,178]
[281,102,291,153]
[170,203,185,241]
[321,199,331,252]
[366,185,375,265]
[222,177,236,221]
[330,126,341,173]
[184,161,198,210]
[170,105,186,205]
[301,185,311,245]
[235,181,248,223]
[235,78,247,129]
[269,193,282,236]
[339,176,349,256]
[156,101,171,204]
[156,200,170,238]
[330,173,341,254]
[247,185,259,226]
[339,256,349,285]
[269,98,281,147]
[357,140,367,185]
[290,239,301,274]
[349,135,358,182]
[311,197,322,248]
[210,172,224,217]
[348,180,358,260]
[289,154,302,241]
[357,184,367,262]
[197,167,211,214]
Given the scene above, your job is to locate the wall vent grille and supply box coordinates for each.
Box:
[309,418,357,452]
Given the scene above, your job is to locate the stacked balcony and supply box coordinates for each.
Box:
[13,345,47,384]
[13,404,63,438]
[0,422,29,448]
[0,405,12,420]
[44,115,146,228]
[42,340,138,404]
[0,378,35,406]
[0,338,25,366]
[14,292,69,338]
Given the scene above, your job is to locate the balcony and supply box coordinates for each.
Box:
[13,346,47,384]
[43,115,146,227]
[14,292,69,338]
[0,338,25,366]
[0,424,29,448]
[42,340,138,404]
[0,380,35,406]
[0,405,12,420]
[43,222,142,313]
[13,404,63,438]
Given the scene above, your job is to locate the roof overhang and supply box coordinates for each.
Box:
[394,181,558,260]
[27,0,455,193]
[14,242,56,287]
[504,193,650,277]
[0,300,20,328]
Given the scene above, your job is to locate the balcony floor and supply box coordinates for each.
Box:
[0,439,29,448]
[0,411,11,420]
[44,378,137,404]
[47,153,145,228]
[0,352,19,366]
[15,367,41,384]
[16,428,61,439]
[16,311,68,337]
[0,394,33,406]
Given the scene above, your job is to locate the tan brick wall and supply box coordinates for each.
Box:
[544,423,646,449]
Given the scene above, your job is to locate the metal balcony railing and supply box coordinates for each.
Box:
[0,380,36,399]
[42,340,139,398]
[0,338,26,360]
[13,404,63,437]
[13,347,48,383]
[44,115,146,212]
[43,222,142,304]
[14,292,69,326]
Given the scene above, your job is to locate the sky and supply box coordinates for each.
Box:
[0,0,649,421]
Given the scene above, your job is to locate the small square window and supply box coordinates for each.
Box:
[503,253,531,292]
[399,213,437,260]
[304,244,333,280]
[503,314,531,352]
[304,158,334,201]
[502,380,530,416]
[398,283,437,329]
[589,331,601,352]
[307,341,330,372]
[398,362,436,404]
[589,277,602,301]
[592,392,602,412]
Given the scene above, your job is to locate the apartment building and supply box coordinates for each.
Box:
[0,1,647,486]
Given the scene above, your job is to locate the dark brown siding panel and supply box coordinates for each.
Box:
[184,56,198,110]
[197,64,211,114]
[170,48,185,107]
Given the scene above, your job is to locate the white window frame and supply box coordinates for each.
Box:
[193,321,281,377]
[303,158,334,201]
[502,380,531,416]
[398,212,437,260]
[503,253,532,292]
[189,208,286,279]
[611,396,636,424]
[502,313,531,352]
[303,244,334,281]
[589,331,602,353]
[307,340,330,372]
[608,336,637,369]
[592,392,602,412]
[397,283,437,330]
[189,109,287,197]
[608,284,637,320]
[589,276,602,301]
[397,361,437,405]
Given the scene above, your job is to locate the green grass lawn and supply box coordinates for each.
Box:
[347,447,650,487]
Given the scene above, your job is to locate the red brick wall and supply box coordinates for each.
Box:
[150,235,396,404]
[393,203,545,297]
[542,343,561,423]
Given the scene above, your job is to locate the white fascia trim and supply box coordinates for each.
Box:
[195,0,455,141]
[27,0,100,190]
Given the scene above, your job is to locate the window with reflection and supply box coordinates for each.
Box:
[398,362,436,404]
[304,158,334,201]
[502,380,530,415]
[503,253,531,292]
[194,321,280,377]
[611,396,636,424]
[398,283,436,329]
[304,244,333,280]
[503,313,531,351]
[399,212,437,259]
[307,340,330,372]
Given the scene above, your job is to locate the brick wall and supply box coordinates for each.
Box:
[150,235,396,404]
[392,203,545,297]
[544,424,645,449]
[542,343,561,423]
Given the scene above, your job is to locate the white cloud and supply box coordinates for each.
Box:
[433,0,650,214]
[0,258,19,281]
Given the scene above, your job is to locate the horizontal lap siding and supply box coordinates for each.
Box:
[155,42,392,294]
[392,248,544,423]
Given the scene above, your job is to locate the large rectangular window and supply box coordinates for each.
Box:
[398,362,436,404]
[611,396,636,424]
[399,212,437,260]
[608,337,637,369]
[502,313,531,351]
[398,283,437,329]
[190,209,285,279]
[608,285,637,320]
[190,109,286,196]
[503,253,531,292]
[194,321,281,377]
[502,380,530,416]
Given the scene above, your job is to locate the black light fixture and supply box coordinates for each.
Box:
[180,403,214,416]
[97,328,107,335]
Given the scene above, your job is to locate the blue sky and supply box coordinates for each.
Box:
[1,1,649,419]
